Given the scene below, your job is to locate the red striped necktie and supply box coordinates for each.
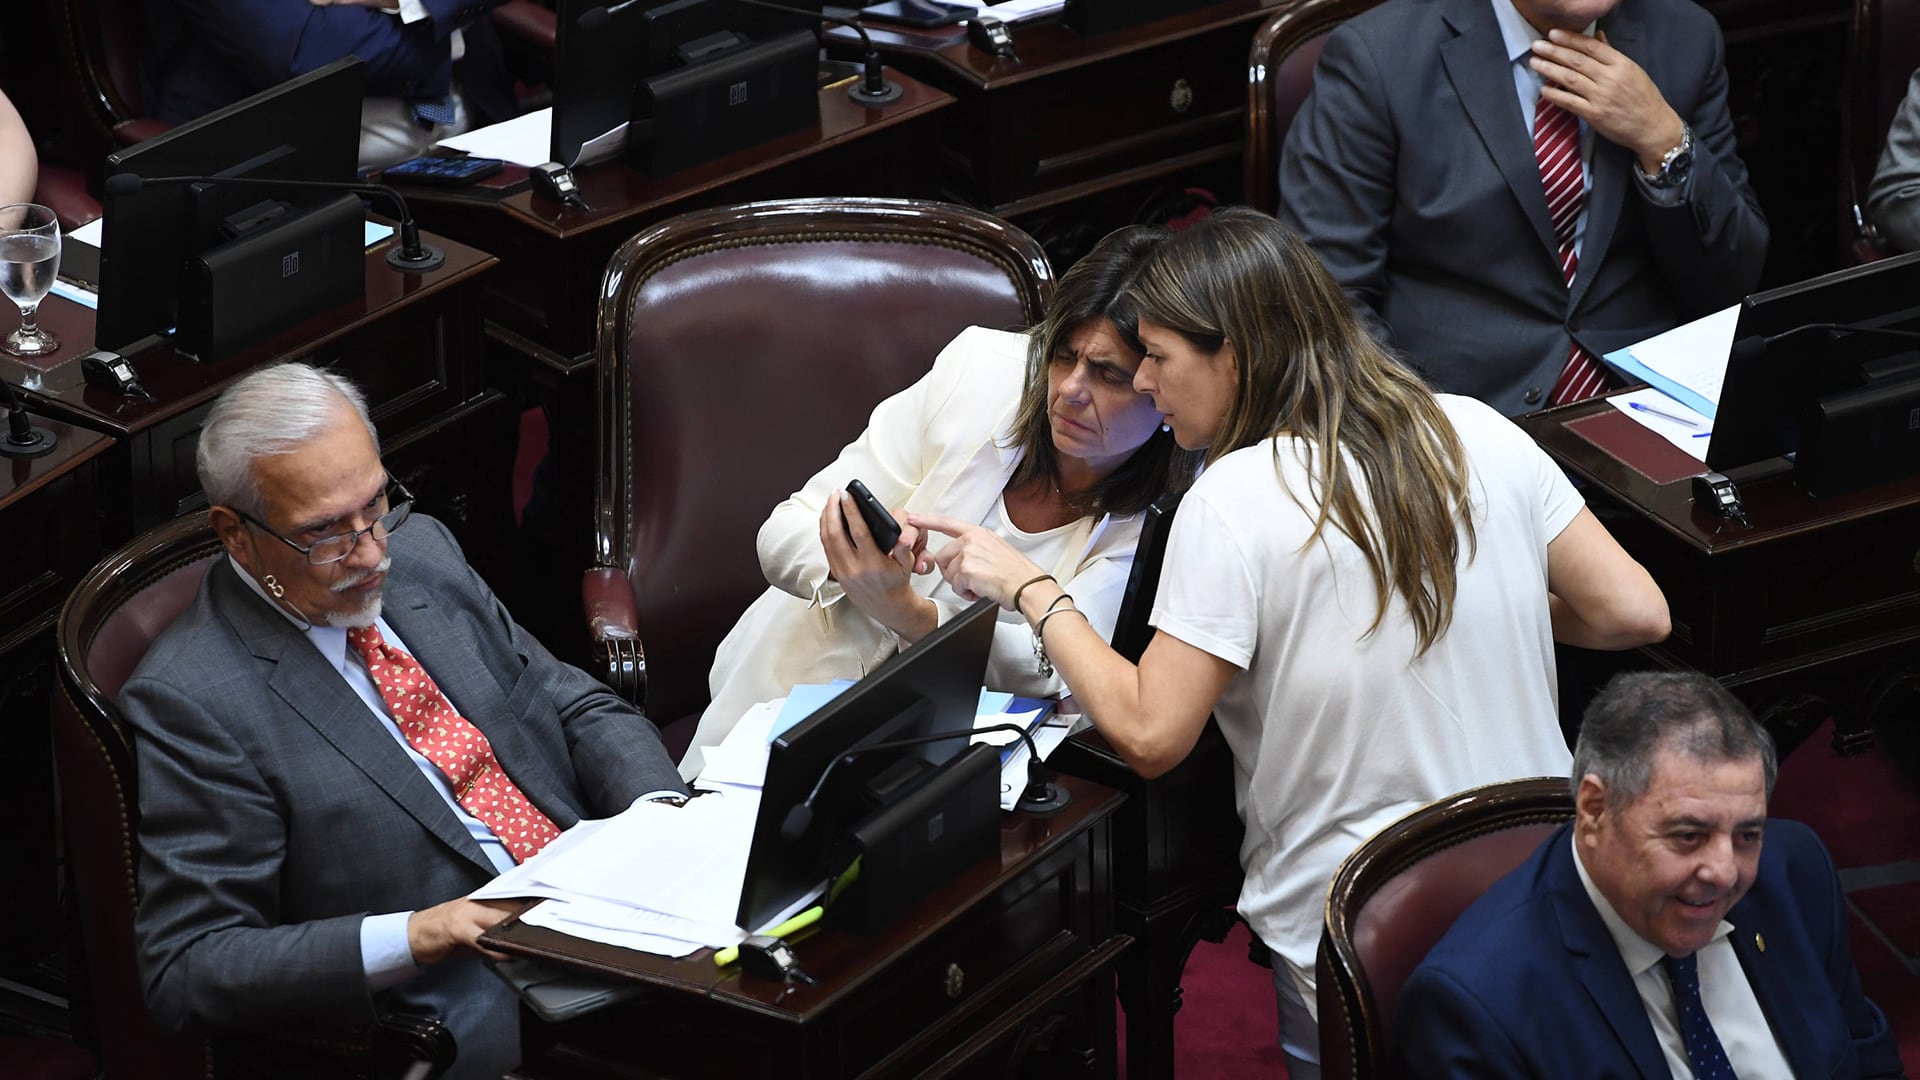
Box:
[347,624,561,863]
[1534,96,1610,406]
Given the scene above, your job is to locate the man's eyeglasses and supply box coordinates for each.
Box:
[234,476,414,566]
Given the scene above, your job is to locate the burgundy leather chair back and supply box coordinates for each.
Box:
[1842,0,1920,259]
[1316,777,1574,1080]
[1245,0,1388,212]
[50,0,168,150]
[591,198,1051,727]
[51,514,221,1080]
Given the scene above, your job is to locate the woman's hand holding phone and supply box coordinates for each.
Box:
[819,486,936,644]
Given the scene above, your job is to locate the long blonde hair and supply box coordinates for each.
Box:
[1127,209,1475,654]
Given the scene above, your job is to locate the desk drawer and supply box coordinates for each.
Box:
[1656,504,1920,677]
[945,23,1252,209]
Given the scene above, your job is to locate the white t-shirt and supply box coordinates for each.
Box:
[1151,394,1581,988]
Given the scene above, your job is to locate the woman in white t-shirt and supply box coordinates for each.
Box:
[683,226,1204,780]
[913,208,1671,1078]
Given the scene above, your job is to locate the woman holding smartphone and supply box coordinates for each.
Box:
[915,208,1670,1077]
[681,225,1202,779]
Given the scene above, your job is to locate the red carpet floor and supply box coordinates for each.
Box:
[1149,719,1920,1077]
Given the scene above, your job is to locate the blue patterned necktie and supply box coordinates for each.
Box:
[1661,952,1738,1079]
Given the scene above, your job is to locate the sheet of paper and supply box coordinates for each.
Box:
[49,279,97,310]
[976,690,1014,715]
[69,218,104,247]
[1607,388,1712,463]
[438,108,554,168]
[768,680,855,741]
[697,700,783,790]
[470,816,617,901]
[363,221,395,247]
[980,0,1065,20]
[519,900,720,957]
[527,791,760,924]
[1603,303,1739,419]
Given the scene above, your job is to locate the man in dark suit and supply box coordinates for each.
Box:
[1396,672,1903,1077]
[139,0,517,169]
[1278,0,1769,415]
[122,363,688,1080]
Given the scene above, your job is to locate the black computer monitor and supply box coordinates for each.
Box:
[550,0,820,175]
[737,598,997,934]
[1709,251,1920,484]
[96,58,363,356]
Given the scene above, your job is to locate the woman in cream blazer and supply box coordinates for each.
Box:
[684,227,1199,779]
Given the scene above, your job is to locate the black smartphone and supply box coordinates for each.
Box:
[381,154,506,186]
[845,479,903,552]
[859,0,975,28]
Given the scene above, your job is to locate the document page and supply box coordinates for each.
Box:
[1602,303,1739,419]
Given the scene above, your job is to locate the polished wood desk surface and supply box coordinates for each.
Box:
[0,415,112,512]
[1519,395,1920,747]
[483,773,1122,1021]
[835,0,1282,89]
[8,232,497,438]
[1519,396,1920,555]
[393,73,953,242]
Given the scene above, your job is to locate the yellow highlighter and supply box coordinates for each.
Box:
[714,905,825,968]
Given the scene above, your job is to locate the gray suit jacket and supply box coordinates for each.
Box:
[1278,0,1769,415]
[1868,70,1920,254]
[122,514,685,1080]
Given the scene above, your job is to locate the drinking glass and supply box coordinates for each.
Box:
[0,203,61,357]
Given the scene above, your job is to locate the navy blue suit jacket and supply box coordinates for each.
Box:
[140,0,516,129]
[1396,821,1905,1078]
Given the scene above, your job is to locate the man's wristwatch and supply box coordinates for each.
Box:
[1639,123,1694,189]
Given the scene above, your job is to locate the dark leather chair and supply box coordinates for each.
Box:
[52,514,456,1080]
[1841,0,1920,260]
[1244,0,1388,213]
[48,0,172,153]
[1316,776,1574,1080]
[582,197,1052,752]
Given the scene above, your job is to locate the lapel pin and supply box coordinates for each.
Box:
[1755,933,1765,953]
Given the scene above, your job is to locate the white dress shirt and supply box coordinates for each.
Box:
[1571,833,1794,1078]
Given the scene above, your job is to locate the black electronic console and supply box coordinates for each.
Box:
[98,57,365,357]
[738,599,1008,936]
[1710,251,1920,497]
[635,25,819,175]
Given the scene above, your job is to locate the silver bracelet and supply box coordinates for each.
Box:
[1030,595,1086,678]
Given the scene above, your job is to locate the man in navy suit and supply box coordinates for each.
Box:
[1396,672,1904,1078]
[1278,0,1768,415]
[140,0,517,169]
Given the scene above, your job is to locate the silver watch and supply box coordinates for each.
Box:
[1639,123,1694,189]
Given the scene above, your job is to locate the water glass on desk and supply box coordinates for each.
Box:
[0,203,60,358]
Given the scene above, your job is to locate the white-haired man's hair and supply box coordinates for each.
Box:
[196,363,379,518]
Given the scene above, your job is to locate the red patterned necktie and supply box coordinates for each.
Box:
[1534,96,1610,405]
[347,624,560,863]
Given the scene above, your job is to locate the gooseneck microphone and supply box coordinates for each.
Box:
[102,171,447,273]
[1730,322,1920,365]
[780,722,1069,841]
[0,379,56,458]
[576,0,905,106]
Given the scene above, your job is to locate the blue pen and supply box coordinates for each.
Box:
[1626,401,1701,429]
[1692,432,1712,439]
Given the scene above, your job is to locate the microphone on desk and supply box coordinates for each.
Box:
[0,379,56,458]
[102,171,447,273]
[1730,322,1920,366]
[780,721,1069,842]
[577,0,905,106]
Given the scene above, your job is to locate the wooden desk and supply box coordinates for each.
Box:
[1517,398,1920,750]
[1050,726,1243,1080]
[486,775,1127,1079]
[397,74,954,370]
[5,232,514,583]
[832,2,1280,246]
[0,418,113,1009]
